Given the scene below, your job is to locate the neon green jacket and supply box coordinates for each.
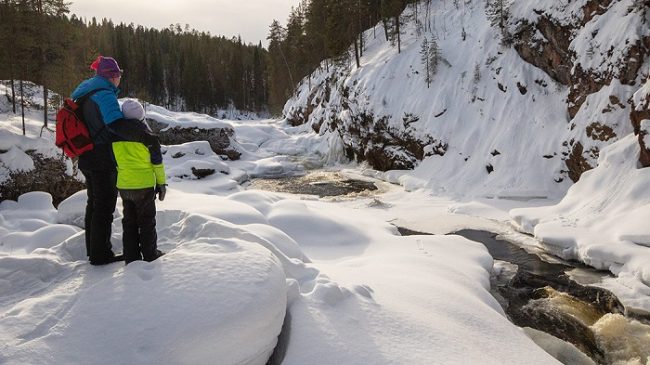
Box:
[111,119,166,190]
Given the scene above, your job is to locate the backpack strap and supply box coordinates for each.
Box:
[75,88,112,139]
[74,88,111,104]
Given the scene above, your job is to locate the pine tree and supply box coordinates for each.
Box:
[420,36,441,88]
[420,37,431,88]
[486,0,509,30]
[381,0,404,53]
[31,0,72,127]
[428,36,441,76]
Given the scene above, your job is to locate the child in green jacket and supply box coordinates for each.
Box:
[112,99,166,264]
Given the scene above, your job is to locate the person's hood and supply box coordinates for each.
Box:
[71,76,119,100]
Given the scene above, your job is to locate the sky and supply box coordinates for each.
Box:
[69,0,301,47]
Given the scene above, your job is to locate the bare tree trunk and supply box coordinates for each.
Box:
[360,32,364,57]
[396,15,401,53]
[278,44,294,87]
[11,79,16,114]
[43,86,48,127]
[382,18,390,41]
[20,80,25,136]
[353,39,361,68]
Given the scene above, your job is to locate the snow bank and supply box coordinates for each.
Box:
[511,134,650,311]
[1,182,567,365]
[146,104,233,130]
[0,202,287,365]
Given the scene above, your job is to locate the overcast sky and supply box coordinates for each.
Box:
[69,0,301,47]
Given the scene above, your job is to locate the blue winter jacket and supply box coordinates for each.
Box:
[71,76,124,125]
[71,76,124,171]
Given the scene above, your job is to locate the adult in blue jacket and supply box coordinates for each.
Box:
[70,56,125,265]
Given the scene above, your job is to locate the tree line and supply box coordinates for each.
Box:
[1,0,419,124]
[266,0,411,112]
[0,0,268,127]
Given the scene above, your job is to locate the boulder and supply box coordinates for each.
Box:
[0,152,85,207]
[147,118,241,160]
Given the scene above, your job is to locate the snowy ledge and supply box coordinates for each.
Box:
[0,202,287,365]
[511,134,650,313]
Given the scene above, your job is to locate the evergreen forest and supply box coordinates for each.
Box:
[0,0,411,118]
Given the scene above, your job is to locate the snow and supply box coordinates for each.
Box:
[3,84,649,363]
[0,95,567,364]
[643,120,650,147]
[2,1,650,363]
[511,134,650,311]
[284,0,576,198]
[0,207,286,365]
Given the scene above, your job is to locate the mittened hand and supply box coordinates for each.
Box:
[155,184,167,201]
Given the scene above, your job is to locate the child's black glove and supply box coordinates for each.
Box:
[155,184,167,201]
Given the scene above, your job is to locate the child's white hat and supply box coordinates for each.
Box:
[122,99,145,121]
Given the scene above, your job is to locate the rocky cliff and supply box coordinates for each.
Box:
[282,0,650,196]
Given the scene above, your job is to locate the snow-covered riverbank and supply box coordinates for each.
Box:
[2,88,649,364]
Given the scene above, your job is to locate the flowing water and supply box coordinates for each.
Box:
[251,171,649,365]
[248,171,378,197]
[449,230,650,365]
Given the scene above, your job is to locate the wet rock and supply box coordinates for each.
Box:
[509,271,624,315]
[506,292,606,363]
[500,270,628,363]
[147,119,241,160]
[250,172,377,197]
[191,167,216,179]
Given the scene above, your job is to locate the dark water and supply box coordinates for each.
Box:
[249,172,378,197]
[453,229,574,277]
[398,227,650,364]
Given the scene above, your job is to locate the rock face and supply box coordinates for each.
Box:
[0,152,85,207]
[510,1,650,181]
[282,1,649,185]
[632,80,650,167]
[335,112,447,171]
[147,119,241,160]
[640,123,650,168]
[511,1,646,121]
[286,76,445,171]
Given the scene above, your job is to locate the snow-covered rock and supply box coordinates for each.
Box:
[0,201,287,365]
[511,133,650,312]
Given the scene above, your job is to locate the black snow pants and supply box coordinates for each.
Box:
[119,188,159,264]
[81,168,119,263]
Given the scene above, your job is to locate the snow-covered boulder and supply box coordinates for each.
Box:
[0,210,287,365]
[146,104,241,160]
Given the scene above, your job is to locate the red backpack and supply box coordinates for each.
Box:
[55,89,104,158]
